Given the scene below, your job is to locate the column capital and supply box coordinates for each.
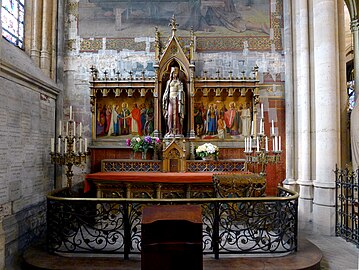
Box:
[350,19,359,32]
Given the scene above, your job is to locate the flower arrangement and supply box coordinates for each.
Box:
[195,143,219,159]
[126,136,161,153]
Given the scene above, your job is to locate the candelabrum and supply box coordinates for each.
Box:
[244,105,282,175]
[50,106,89,188]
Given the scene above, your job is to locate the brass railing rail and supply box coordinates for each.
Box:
[47,187,298,259]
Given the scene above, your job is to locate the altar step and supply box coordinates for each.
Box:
[23,237,321,270]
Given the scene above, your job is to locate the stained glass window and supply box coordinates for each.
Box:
[2,0,25,48]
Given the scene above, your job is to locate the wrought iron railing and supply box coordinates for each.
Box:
[335,166,359,247]
[47,187,298,259]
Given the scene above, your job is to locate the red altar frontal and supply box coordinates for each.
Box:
[84,171,266,199]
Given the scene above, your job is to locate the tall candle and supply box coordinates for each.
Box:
[59,120,62,136]
[275,136,278,152]
[265,136,268,152]
[272,137,275,152]
[58,138,61,153]
[249,137,252,152]
[79,138,83,153]
[271,120,274,135]
[69,106,72,120]
[84,138,88,152]
[51,138,54,153]
[79,122,82,137]
[279,136,281,151]
[256,137,259,152]
[259,119,263,134]
[73,141,76,152]
[261,103,264,118]
[73,121,76,136]
[66,122,69,136]
[64,140,67,153]
[262,120,264,135]
[251,121,254,135]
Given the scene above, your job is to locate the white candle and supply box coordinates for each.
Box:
[59,120,62,136]
[279,136,281,151]
[73,121,76,136]
[249,137,252,152]
[256,137,259,152]
[271,120,274,135]
[79,138,83,153]
[69,106,72,120]
[58,138,61,153]
[261,120,264,134]
[265,136,268,152]
[275,136,278,152]
[272,137,275,152]
[79,122,82,137]
[84,138,88,152]
[66,122,69,136]
[251,120,254,135]
[64,140,67,153]
[51,138,54,153]
[259,119,263,134]
[261,103,264,118]
[73,141,76,152]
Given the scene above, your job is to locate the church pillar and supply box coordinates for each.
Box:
[294,0,313,223]
[30,0,43,66]
[283,0,296,189]
[312,0,341,235]
[40,0,53,76]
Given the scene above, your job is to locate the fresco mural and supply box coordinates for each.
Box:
[79,0,271,38]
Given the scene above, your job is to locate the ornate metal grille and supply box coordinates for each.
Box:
[335,166,359,247]
[47,187,298,258]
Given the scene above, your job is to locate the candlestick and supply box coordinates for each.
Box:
[50,116,89,188]
[51,138,55,153]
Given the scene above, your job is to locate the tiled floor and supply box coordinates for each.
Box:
[300,228,358,270]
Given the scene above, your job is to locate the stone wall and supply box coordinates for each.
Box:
[0,38,60,269]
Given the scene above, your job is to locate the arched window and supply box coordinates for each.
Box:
[1,0,25,49]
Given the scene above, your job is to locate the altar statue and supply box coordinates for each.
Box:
[241,102,252,137]
[162,66,185,137]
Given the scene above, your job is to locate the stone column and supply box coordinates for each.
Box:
[40,0,53,76]
[283,0,296,189]
[312,0,341,235]
[30,0,43,66]
[350,19,359,169]
[294,0,313,223]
